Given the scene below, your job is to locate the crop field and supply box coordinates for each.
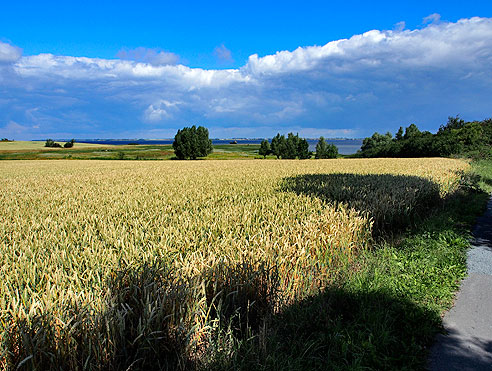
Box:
[0,158,469,369]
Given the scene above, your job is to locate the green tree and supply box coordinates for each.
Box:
[271,133,286,159]
[315,137,337,159]
[173,125,213,160]
[404,124,421,140]
[64,139,75,148]
[282,133,299,159]
[297,138,311,159]
[315,137,327,159]
[45,139,61,148]
[259,139,271,158]
[325,143,338,158]
[395,127,404,141]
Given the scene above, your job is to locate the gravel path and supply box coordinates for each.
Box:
[428,195,492,370]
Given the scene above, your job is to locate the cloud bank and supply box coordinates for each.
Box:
[1,16,492,139]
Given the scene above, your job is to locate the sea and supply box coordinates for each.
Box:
[75,138,363,155]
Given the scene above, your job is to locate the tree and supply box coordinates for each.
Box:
[297,138,311,159]
[271,133,286,159]
[326,143,338,158]
[403,124,421,140]
[45,139,61,148]
[395,127,404,141]
[64,139,75,148]
[173,125,213,160]
[282,133,299,159]
[315,137,327,159]
[259,139,271,158]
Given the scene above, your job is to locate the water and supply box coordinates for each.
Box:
[75,138,363,155]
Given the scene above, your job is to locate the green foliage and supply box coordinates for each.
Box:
[297,138,311,159]
[173,125,213,160]
[270,134,285,159]
[63,139,75,148]
[269,133,311,159]
[258,139,271,158]
[359,116,492,158]
[44,139,62,148]
[315,137,338,159]
[283,133,299,159]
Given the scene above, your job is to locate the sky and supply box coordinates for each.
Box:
[0,1,491,139]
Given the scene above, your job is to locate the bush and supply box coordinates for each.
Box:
[173,125,213,160]
[44,139,62,148]
[63,139,75,148]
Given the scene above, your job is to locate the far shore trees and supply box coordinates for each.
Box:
[173,125,213,160]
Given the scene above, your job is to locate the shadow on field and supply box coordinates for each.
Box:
[216,286,441,371]
[281,173,442,235]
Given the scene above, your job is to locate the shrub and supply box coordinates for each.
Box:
[63,139,75,148]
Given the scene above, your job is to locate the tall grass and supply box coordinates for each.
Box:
[0,158,468,369]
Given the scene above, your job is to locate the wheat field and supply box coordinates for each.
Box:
[0,158,468,369]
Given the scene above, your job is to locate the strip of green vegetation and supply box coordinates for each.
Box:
[208,160,491,370]
[0,144,261,160]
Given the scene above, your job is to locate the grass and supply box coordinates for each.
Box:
[0,141,109,151]
[0,157,487,370]
[0,142,261,160]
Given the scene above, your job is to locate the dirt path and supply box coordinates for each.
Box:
[428,196,492,370]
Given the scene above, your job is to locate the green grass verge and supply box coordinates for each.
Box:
[207,160,491,370]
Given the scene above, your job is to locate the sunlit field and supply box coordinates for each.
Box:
[0,158,469,369]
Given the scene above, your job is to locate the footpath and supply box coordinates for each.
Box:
[428,195,492,370]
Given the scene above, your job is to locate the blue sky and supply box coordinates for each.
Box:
[1,1,491,139]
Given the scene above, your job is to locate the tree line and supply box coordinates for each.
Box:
[172,126,340,160]
[259,134,338,159]
[45,139,75,148]
[358,116,492,158]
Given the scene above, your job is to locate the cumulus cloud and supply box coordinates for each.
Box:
[214,44,233,63]
[1,17,492,139]
[116,47,180,66]
[0,41,22,64]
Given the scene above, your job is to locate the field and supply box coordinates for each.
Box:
[0,158,477,369]
[0,142,260,160]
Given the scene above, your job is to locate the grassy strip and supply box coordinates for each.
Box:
[210,161,491,370]
[0,144,262,160]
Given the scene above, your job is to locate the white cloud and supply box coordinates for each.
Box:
[214,44,233,63]
[423,13,441,25]
[1,17,492,139]
[117,47,179,66]
[144,100,180,122]
[0,41,22,63]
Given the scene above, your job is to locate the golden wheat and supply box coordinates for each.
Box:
[0,158,468,369]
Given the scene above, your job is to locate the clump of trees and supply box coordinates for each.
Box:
[173,125,213,160]
[45,139,75,148]
[64,139,75,148]
[258,134,339,159]
[315,137,338,159]
[262,133,311,159]
[358,116,492,158]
